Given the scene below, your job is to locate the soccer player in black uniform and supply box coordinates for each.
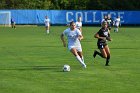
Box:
[106,14,113,31]
[93,21,112,66]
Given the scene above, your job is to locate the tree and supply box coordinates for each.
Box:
[0,0,140,10]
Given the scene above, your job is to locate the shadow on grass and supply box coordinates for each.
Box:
[0,65,63,72]
[26,45,62,48]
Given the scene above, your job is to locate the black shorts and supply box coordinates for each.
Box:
[11,22,15,24]
[97,42,107,49]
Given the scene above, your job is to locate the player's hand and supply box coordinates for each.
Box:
[106,37,112,41]
[78,35,83,41]
[78,38,82,41]
[101,37,106,41]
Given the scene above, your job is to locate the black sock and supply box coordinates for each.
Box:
[105,55,110,66]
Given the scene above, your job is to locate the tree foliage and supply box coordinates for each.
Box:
[0,0,140,10]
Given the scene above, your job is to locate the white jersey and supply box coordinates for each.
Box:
[101,18,107,26]
[101,18,107,23]
[75,22,82,29]
[114,18,120,27]
[101,18,106,23]
[44,18,50,26]
[63,28,82,51]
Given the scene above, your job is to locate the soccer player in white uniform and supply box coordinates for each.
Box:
[113,16,121,32]
[44,16,50,34]
[75,17,82,32]
[101,15,107,25]
[107,14,113,31]
[61,21,86,68]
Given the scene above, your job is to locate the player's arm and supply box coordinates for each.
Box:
[78,27,82,32]
[77,29,83,40]
[111,19,114,26]
[80,24,82,32]
[94,32,106,40]
[78,34,83,41]
[113,19,116,26]
[60,33,66,47]
[119,21,121,27]
[49,20,51,25]
[106,30,112,41]
[106,37,112,41]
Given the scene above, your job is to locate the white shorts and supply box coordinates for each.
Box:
[45,24,50,27]
[68,45,82,52]
[115,23,119,27]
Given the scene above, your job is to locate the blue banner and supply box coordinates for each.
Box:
[0,10,140,25]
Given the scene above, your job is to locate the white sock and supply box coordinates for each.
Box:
[76,55,86,68]
[47,30,49,34]
[82,56,86,68]
[116,28,118,32]
[81,56,84,63]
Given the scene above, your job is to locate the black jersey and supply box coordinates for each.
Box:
[107,18,113,27]
[97,28,110,43]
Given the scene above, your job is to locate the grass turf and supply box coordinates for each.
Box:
[0,26,139,93]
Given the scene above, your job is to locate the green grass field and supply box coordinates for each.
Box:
[0,26,139,93]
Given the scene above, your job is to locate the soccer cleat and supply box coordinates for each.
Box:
[93,50,97,58]
[105,60,110,66]
[82,64,87,68]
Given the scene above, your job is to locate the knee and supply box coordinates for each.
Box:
[102,55,107,59]
[102,54,110,59]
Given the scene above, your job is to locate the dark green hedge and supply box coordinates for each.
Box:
[0,0,140,10]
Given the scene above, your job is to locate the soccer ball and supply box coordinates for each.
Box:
[63,64,70,72]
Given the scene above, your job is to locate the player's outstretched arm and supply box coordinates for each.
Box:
[60,34,66,47]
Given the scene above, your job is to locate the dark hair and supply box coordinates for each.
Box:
[70,21,75,26]
[102,21,107,25]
